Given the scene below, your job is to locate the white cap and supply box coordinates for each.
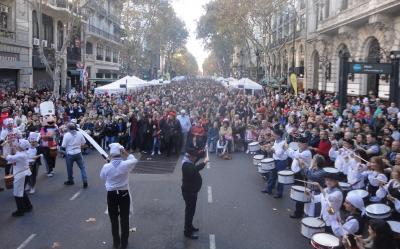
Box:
[18,139,31,150]
[346,193,365,215]
[28,132,40,142]
[3,118,13,126]
[180,109,186,114]
[109,143,123,156]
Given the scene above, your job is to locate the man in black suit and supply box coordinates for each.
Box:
[181,148,208,239]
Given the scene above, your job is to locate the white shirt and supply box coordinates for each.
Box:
[62,131,86,155]
[376,179,400,212]
[100,155,138,191]
[362,170,388,202]
[313,187,343,226]
[272,139,288,161]
[27,146,37,163]
[287,148,312,173]
[347,162,367,189]
[177,115,191,133]
[331,215,360,238]
[6,151,31,181]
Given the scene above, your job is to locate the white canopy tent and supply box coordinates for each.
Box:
[229,78,263,95]
[94,76,148,94]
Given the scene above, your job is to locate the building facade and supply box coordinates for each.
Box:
[306,0,400,99]
[84,0,122,87]
[0,0,32,91]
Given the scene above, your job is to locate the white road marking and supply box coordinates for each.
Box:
[69,190,82,201]
[207,186,213,203]
[17,234,36,249]
[209,234,216,249]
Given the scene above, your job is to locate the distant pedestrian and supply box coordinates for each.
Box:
[61,122,88,188]
[181,148,208,239]
[100,143,138,249]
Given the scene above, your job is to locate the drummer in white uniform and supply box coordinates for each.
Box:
[312,172,343,233]
[100,143,138,249]
[361,156,388,203]
[6,139,33,217]
[287,135,312,218]
[331,194,365,246]
[261,129,288,198]
[329,138,355,181]
[376,166,400,221]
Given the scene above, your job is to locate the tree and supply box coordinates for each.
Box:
[27,0,100,97]
[202,53,220,76]
[170,48,199,77]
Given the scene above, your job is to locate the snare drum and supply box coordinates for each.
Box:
[257,164,269,174]
[338,182,351,191]
[290,185,311,203]
[301,217,326,239]
[323,167,339,174]
[248,142,260,152]
[253,154,264,166]
[388,220,400,235]
[4,174,13,189]
[278,170,295,184]
[347,189,369,202]
[260,158,275,171]
[311,233,340,249]
[366,203,392,219]
[49,147,58,158]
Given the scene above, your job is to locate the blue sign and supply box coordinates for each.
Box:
[353,64,362,73]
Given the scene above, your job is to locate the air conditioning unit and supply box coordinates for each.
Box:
[33,38,40,46]
[42,40,48,47]
[51,43,56,49]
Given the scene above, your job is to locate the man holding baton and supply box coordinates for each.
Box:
[181,147,209,239]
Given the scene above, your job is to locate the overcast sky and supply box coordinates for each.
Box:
[171,0,211,72]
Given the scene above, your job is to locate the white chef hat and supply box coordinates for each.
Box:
[3,118,13,126]
[28,132,40,142]
[109,143,123,157]
[346,193,365,215]
[18,139,31,150]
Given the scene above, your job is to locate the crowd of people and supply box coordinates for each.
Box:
[0,77,399,248]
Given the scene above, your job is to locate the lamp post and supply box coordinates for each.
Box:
[389,51,400,105]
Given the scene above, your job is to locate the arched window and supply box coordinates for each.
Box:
[32,11,38,38]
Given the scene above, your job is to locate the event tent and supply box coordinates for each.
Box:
[228,78,263,95]
[94,76,147,94]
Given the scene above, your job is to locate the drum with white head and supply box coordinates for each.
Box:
[347,189,369,202]
[311,233,340,249]
[366,203,392,219]
[388,220,400,235]
[323,167,340,174]
[260,158,275,171]
[253,154,264,166]
[278,170,295,184]
[338,182,351,192]
[248,142,260,153]
[301,217,325,239]
[290,185,311,203]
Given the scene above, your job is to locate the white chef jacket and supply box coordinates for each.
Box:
[272,139,288,161]
[6,150,32,197]
[331,215,360,238]
[100,154,138,191]
[62,131,86,155]
[347,162,367,189]
[27,146,38,163]
[313,187,343,226]
[362,170,387,202]
[329,148,351,175]
[0,128,21,157]
[287,148,312,173]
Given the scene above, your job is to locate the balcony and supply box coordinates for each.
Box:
[87,25,121,43]
[45,0,68,8]
[0,28,15,40]
[32,47,56,69]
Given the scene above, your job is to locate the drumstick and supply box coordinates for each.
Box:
[294,179,318,185]
[343,147,369,164]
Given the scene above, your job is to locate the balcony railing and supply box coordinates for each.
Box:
[87,25,121,43]
[0,28,15,40]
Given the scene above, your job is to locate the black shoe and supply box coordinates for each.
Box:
[24,205,33,212]
[64,181,74,186]
[12,210,24,217]
[184,233,199,240]
[120,243,128,249]
[191,226,199,232]
[83,182,88,188]
[289,213,302,219]
[261,190,272,194]
[273,195,282,199]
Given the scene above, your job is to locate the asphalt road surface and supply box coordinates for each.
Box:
[0,151,310,249]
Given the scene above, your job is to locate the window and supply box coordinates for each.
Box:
[105,46,111,62]
[86,42,93,54]
[113,50,118,63]
[341,0,348,10]
[96,72,103,78]
[105,73,111,78]
[0,3,10,30]
[96,44,103,60]
[43,14,54,44]
[57,21,64,51]
[86,67,91,78]
[32,11,39,38]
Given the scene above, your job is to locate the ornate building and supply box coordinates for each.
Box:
[306,0,400,99]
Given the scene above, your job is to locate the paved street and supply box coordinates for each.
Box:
[0,151,310,249]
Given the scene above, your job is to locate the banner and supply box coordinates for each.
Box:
[290,73,298,96]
